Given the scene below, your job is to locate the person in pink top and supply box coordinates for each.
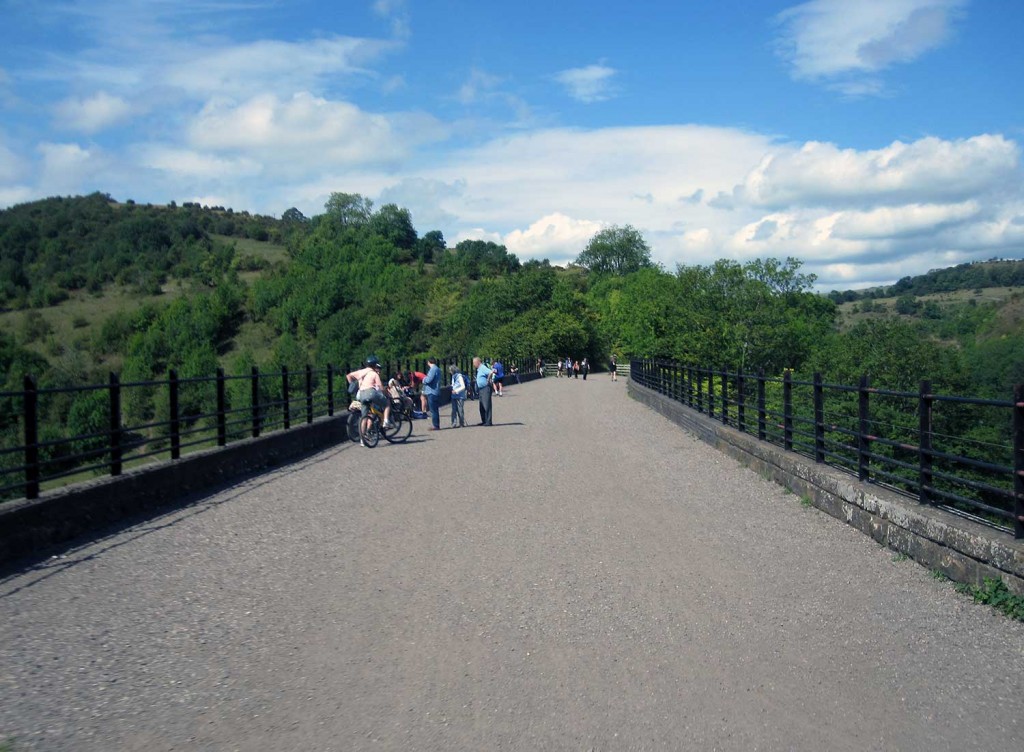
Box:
[346,356,392,446]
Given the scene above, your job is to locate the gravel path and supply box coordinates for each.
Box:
[1,375,1022,751]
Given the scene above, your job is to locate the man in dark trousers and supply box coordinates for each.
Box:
[474,357,493,426]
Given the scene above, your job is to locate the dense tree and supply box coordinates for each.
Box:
[369,203,417,251]
[323,193,373,226]
[575,225,654,276]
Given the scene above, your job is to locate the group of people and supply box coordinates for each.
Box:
[556,357,590,379]
[345,355,509,443]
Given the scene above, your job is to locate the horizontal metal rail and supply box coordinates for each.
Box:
[632,359,1024,538]
[3,357,543,502]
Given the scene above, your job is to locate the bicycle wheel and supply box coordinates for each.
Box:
[360,414,381,447]
[347,410,361,443]
[384,413,412,443]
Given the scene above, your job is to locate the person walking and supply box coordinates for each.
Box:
[450,364,467,427]
[474,357,493,426]
[422,357,441,431]
[610,354,618,382]
[581,357,589,380]
[557,359,563,378]
[573,359,580,379]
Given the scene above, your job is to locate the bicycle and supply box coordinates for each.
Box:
[356,398,412,447]
[348,396,413,444]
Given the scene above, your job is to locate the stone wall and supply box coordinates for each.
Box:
[628,380,1024,595]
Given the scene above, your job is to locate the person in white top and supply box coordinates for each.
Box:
[346,356,392,445]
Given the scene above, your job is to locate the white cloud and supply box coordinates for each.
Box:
[456,68,504,105]
[186,92,447,174]
[37,142,98,194]
[164,36,393,99]
[372,0,411,39]
[830,201,980,240]
[776,0,966,93]
[722,135,1019,210]
[502,213,607,263]
[138,146,262,179]
[54,91,133,133]
[0,141,28,183]
[553,64,618,103]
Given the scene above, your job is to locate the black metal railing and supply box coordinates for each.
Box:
[631,359,1024,539]
[1,356,540,502]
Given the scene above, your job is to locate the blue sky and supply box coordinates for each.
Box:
[1,0,1022,288]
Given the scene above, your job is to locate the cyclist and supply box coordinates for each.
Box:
[347,356,392,445]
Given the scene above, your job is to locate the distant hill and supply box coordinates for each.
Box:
[829,259,1024,303]
[0,193,287,309]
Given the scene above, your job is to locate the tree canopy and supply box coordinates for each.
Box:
[574,225,654,276]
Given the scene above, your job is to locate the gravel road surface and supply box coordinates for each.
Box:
[1,375,1022,751]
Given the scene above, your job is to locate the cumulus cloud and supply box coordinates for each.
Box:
[553,64,618,103]
[776,0,966,93]
[54,91,133,133]
[502,213,607,262]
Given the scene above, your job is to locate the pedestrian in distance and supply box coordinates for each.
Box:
[492,359,505,396]
[581,358,589,380]
[412,369,428,414]
[422,357,441,431]
[573,359,580,379]
[537,357,544,377]
[450,364,467,427]
[557,359,564,378]
[610,354,618,382]
[474,357,493,426]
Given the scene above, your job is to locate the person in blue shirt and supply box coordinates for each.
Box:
[492,360,505,396]
[422,357,442,431]
[473,356,493,426]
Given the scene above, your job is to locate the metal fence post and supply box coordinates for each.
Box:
[737,371,746,434]
[757,369,766,441]
[109,372,122,476]
[281,366,290,430]
[23,375,39,500]
[696,369,704,413]
[1014,383,1023,539]
[327,365,335,417]
[251,366,261,438]
[305,365,314,424]
[919,380,933,504]
[685,366,692,407]
[783,370,793,452]
[708,369,715,419]
[169,369,180,460]
[813,372,824,463]
[721,368,728,426]
[216,368,226,447]
[858,375,870,482]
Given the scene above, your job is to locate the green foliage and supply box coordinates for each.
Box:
[575,224,653,276]
[589,256,832,373]
[955,578,1024,621]
[323,192,373,226]
[0,193,280,307]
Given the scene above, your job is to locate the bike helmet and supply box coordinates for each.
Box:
[365,355,381,368]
